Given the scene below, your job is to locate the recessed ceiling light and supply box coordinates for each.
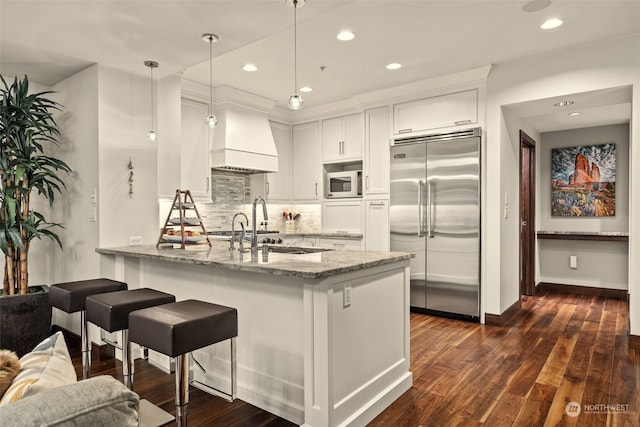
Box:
[569,112,581,116]
[299,86,312,93]
[386,63,402,70]
[242,64,258,72]
[522,0,551,13]
[541,18,563,30]
[337,31,356,41]
[554,100,574,107]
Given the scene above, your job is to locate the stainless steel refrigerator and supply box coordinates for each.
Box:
[390,128,480,321]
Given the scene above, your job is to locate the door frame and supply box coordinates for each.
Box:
[519,130,536,296]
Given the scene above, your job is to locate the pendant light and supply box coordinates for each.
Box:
[202,33,219,127]
[144,60,159,141]
[287,0,305,110]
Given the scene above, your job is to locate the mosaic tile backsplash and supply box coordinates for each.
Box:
[159,170,321,234]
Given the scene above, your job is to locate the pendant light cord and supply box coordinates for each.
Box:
[150,66,154,130]
[293,0,298,94]
[209,35,213,114]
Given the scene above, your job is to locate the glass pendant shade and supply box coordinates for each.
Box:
[205,114,218,128]
[147,130,157,141]
[288,94,304,110]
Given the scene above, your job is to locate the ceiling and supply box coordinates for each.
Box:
[1,0,639,131]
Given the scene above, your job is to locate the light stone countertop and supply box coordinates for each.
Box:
[96,240,412,279]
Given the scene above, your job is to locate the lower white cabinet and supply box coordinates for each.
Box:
[322,200,364,234]
[365,198,390,251]
[317,237,362,250]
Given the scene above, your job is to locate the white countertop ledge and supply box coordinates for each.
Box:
[96,241,413,280]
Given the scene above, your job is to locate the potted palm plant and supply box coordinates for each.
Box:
[0,75,71,356]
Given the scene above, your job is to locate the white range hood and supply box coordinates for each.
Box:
[210,87,278,174]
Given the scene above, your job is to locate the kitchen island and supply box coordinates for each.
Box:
[97,241,413,427]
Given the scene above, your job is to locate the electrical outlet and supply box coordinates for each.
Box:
[343,285,352,308]
[570,255,577,269]
[129,236,143,246]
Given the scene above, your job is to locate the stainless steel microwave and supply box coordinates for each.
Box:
[326,171,362,198]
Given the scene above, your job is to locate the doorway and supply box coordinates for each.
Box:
[519,130,536,296]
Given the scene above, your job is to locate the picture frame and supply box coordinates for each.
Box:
[550,143,616,217]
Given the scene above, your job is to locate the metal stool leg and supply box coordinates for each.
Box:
[122,329,133,389]
[81,310,91,379]
[176,354,189,427]
[231,337,237,400]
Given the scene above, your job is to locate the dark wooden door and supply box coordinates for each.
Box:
[520,131,536,296]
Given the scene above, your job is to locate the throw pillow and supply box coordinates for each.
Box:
[0,331,77,405]
[0,350,20,397]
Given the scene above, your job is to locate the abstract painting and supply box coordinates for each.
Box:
[551,143,616,216]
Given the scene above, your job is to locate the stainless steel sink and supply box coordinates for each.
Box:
[262,245,333,255]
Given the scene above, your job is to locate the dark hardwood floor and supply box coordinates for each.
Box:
[70,289,639,426]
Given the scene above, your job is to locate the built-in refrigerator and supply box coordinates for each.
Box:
[390,128,480,321]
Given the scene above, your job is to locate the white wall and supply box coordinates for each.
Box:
[51,66,101,283]
[486,34,640,334]
[47,65,159,336]
[97,67,159,248]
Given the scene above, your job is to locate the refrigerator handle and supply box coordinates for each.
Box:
[428,180,434,238]
[418,180,425,237]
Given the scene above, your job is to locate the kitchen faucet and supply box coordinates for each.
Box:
[251,196,268,256]
[230,212,249,251]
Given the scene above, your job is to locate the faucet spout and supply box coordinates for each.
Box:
[230,212,249,251]
[251,196,268,256]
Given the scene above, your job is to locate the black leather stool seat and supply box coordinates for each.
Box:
[129,300,238,358]
[49,278,128,313]
[86,288,176,332]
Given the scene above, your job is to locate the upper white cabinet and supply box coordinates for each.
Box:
[393,89,478,135]
[292,122,321,201]
[364,106,390,195]
[250,121,291,202]
[180,98,212,200]
[322,113,364,162]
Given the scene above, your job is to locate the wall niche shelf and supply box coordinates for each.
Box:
[536,231,629,243]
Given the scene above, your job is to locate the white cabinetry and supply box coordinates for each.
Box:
[250,121,291,202]
[322,113,364,162]
[322,200,364,233]
[180,98,211,200]
[393,89,478,135]
[365,198,390,251]
[317,237,362,250]
[292,122,320,201]
[364,107,390,195]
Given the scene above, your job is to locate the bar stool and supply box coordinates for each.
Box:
[129,300,238,426]
[49,278,128,379]
[85,288,175,389]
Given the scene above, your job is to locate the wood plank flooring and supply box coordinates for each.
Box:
[70,289,639,426]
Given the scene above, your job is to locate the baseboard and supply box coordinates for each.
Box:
[485,298,521,327]
[536,282,628,301]
[51,325,115,360]
[629,335,640,351]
